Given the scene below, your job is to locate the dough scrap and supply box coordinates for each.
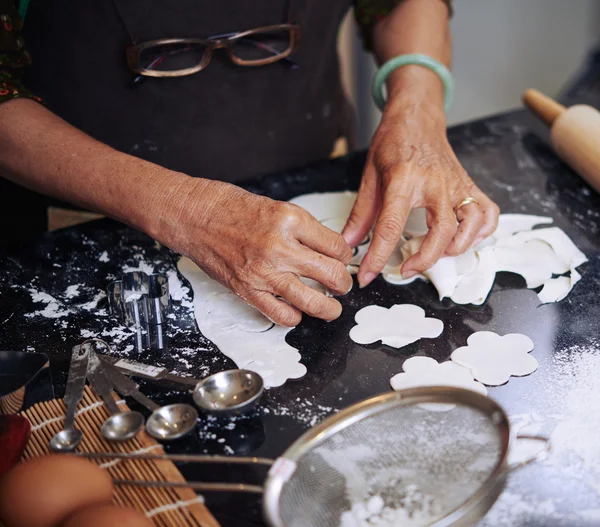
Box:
[450,331,537,386]
[349,304,443,349]
[385,222,586,306]
[289,192,586,305]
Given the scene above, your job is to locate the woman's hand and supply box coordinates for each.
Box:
[342,95,500,288]
[161,178,353,327]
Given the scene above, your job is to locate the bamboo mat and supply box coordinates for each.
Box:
[19,385,221,527]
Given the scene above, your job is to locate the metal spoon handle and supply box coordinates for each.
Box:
[99,357,160,412]
[63,343,91,429]
[86,352,121,415]
[128,389,160,412]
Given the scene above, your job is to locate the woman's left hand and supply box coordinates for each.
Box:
[342,97,500,288]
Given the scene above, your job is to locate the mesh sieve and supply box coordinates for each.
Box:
[88,388,548,527]
[263,388,513,527]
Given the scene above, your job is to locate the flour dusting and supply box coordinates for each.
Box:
[26,289,71,319]
[65,285,81,298]
[480,339,600,526]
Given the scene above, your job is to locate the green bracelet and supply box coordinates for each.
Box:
[372,53,454,113]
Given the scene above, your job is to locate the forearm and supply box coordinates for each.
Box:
[0,99,200,240]
[371,0,451,113]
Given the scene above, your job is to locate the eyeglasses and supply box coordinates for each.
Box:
[111,0,299,82]
[126,25,300,78]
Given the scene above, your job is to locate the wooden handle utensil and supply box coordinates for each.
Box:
[523,88,600,194]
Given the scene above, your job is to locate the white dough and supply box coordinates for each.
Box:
[390,356,487,411]
[391,356,487,395]
[538,267,581,303]
[177,257,306,388]
[382,215,586,306]
[494,227,587,269]
[450,331,537,386]
[290,192,586,306]
[450,251,497,305]
[349,304,443,349]
[491,214,553,240]
[201,292,274,332]
[289,191,357,223]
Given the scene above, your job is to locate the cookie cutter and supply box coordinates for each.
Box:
[107,271,170,326]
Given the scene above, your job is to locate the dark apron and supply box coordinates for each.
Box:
[22,0,355,181]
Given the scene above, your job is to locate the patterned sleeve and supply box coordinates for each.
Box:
[0,0,42,105]
[353,0,453,50]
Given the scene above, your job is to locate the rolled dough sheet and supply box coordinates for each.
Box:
[177,257,306,388]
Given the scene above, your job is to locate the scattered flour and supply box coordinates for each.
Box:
[25,289,71,319]
[78,290,106,311]
[122,258,155,275]
[167,268,191,304]
[65,285,81,298]
[480,339,600,526]
[547,342,600,495]
[98,251,110,262]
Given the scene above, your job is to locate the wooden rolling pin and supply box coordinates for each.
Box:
[523,88,600,194]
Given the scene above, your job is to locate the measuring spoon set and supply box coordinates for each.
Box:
[50,338,264,452]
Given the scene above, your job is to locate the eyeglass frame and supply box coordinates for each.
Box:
[125,23,300,78]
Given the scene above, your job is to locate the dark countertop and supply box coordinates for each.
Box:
[2,64,600,525]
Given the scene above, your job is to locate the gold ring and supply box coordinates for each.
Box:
[455,196,479,212]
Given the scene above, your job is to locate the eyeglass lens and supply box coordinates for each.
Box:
[229,28,293,62]
[138,42,209,72]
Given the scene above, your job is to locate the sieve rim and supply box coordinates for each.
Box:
[263,387,512,527]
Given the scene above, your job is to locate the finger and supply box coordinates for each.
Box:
[357,187,412,288]
[342,162,381,248]
[295,247,353,295]
[445,200,484,256]
[401,199,457,277]
[298,217,353,265]
[474,193,500,243]
[273,274,343,321]
[245,290,303,327]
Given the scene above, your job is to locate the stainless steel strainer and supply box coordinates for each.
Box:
[81,387,549,527]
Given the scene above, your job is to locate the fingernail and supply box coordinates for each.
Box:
[403,270,417,279]
[359,272,376,289]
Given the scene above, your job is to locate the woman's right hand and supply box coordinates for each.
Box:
[158,178,354,327]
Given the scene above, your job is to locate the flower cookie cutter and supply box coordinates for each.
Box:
[107,271,170,326]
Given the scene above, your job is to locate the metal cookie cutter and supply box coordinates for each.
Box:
[107,271,170,326]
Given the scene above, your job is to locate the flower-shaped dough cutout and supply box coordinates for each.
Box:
[450,331,537,386]
[349,304,443,349]
[390,356,487,394]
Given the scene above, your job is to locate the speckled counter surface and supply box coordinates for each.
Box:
[2,83,600,525]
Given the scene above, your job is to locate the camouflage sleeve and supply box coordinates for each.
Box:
[0,0,42,104]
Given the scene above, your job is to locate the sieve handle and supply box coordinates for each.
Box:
[113,479,264,494]
[505,434,551,474]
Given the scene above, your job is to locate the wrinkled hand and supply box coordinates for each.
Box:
[343,101,500,287]
[167,179,353,327]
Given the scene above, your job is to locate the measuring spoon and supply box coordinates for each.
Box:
[100,355,264,415]
[100,357,198,441]
[87,352,144,441]
[50,343,90,452]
